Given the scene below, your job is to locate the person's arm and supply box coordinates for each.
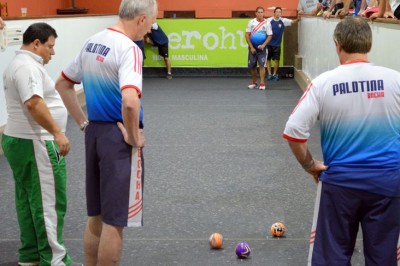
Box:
[259,21,273,50]
[144,34,153,45]
[245,31,256,53]
[260,34,272,50]
[55,75,88,131]
[291,17,300,24]
[323,0,337,18]
[335,0,352,18]
[25,95,70,156]
[311,2,323,15]
[369,0,387,19]
[358,0,368,16]
[287,140,327,183]
[119,88,144,148]
[384,0,394,18]
[0,17,5,30]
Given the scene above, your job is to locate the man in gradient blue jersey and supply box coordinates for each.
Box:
[283,17,400,265]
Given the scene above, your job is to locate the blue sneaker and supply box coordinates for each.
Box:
[272,74,279,81]
[267,74,273,81]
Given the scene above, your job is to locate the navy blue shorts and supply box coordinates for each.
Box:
[248,47,267,69]
[85,122,145,227]
[309,182,400,265]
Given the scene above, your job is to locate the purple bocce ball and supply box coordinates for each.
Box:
[235,242,251,258]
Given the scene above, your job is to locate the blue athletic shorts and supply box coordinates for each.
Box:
[85,122,145,227]
[248,47,267,69]
[309,182,400,266]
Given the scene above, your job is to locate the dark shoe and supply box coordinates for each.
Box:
[272,74,279,81]
[166,73,172,79]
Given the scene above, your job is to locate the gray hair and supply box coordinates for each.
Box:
[333,17,372,54]
[119,0,158,20]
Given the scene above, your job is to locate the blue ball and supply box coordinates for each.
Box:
[235,242,251,258]
[250,32,266,47]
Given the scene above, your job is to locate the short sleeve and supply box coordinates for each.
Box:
[246,20,252,33]
[119,45,143,97]
[62,48,85,84]
[14,65,44,103]
[266,21,273,35]
[283,83,320,140]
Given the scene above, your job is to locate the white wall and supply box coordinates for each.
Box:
[0,15,118,127]
[298,17,400,80]
[1,16,399,126]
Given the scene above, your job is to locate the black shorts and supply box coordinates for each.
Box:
[158,44,169,58]
[267,46,281,61]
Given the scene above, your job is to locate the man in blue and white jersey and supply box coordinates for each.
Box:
[245,6,272,90]
[55,0,157,264]
[283,17,400,265]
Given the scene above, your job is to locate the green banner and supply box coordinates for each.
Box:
[144,19,250,67]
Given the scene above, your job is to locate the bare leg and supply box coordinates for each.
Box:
[266,59,272,76]
[250,67,257,83]
[259,65,266,85]
[273,60,279,76]
[97,223,123,266]
[83,216,102,266]
[164,57,172,74]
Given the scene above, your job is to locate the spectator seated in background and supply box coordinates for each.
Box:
[323,0,355,18]
[298,0,323,15]
[369,0,399,19]
[358,0,377,17]
[318,0,333,15]
[353,0,363,15]
[323,0,345,17]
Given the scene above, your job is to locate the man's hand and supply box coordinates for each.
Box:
[323,11,332,19]
[54,132,70,156]
[335,8,350,18]
[305,160,328,184]
[117,122,145,148]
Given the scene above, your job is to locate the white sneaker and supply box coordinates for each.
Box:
[259,83,266,90]
[248,83,257,89]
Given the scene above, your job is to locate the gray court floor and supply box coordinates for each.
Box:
[0,77,364,265]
